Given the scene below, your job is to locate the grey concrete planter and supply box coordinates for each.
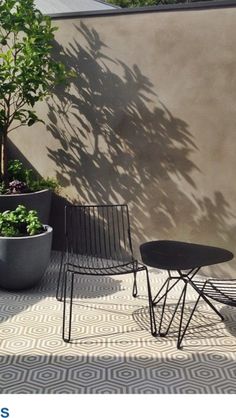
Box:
[0,189,52,224]
[0,226,53,291]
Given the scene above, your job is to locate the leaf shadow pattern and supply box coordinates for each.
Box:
[46,21,236,276]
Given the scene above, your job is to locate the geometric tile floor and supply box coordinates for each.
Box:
[1,251,236,394]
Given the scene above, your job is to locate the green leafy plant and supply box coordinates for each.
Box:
[28,177,59,193]
[0,0,71,180]
[0,204,44,236]
[0,181,7,194]
[106,0,177,6]
[8,159,27,183]
[4,159,59,194]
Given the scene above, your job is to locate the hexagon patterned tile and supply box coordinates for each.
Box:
[0,251,236,393]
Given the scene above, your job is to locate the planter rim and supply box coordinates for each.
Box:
[0,188,51,198]
[0,225,53,240]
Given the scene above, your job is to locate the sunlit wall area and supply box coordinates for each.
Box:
[9,5,236,276]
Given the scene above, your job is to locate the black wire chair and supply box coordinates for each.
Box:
[56,204,153,342]
[192,276,236,308]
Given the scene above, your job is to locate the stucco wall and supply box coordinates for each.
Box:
[9,6,236,276]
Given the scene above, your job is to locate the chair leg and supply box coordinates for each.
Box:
[57,264,66,302]
[132,270,138,297]
[56,251,65,301]
[62,270,74,343]
[190,281,224,321]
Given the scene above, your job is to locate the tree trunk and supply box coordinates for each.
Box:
[0,130,3,182]
[0,128,8,182]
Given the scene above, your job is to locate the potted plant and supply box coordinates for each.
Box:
[0,0,71,222]
[0,159,59,223]
[0,204,52,290]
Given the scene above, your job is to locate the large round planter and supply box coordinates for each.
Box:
[0,189,52,224]
[0,225,53,291]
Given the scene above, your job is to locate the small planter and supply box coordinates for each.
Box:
[0,189,52,224]
[0,225,53,291]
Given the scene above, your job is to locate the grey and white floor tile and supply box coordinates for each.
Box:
[0,251,236,393]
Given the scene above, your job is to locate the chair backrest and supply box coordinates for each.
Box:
[65,204,134,265]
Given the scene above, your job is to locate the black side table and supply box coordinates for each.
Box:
[140,240,234,348]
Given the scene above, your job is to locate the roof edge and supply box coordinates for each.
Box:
[47,0,236,19]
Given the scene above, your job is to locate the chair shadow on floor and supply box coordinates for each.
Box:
[0,253,123,326]
[65,275,123,299]
[63,285,148,345]
[221,305,236,338]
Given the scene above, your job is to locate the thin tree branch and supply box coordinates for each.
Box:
[8,123,27,133]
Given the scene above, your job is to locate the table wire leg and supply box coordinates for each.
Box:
[158,277,170,336]
[163,280,188,337]
[153,273,185,337]
[145,267,157,336]
[177,282,188,349]
[177,281,209,349]
[153,277,181,306]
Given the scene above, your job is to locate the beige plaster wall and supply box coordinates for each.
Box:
[9,7,236,276]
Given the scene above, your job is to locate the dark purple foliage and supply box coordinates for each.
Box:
[6,180,30,194]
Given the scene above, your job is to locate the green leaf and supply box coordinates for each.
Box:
[0,0,71,177]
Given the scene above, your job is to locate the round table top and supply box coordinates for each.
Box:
[140,240,234,270]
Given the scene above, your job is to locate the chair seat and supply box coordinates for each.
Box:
[193,277,236,307]
[65,256,146,276]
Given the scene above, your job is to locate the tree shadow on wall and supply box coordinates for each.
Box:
[46,22,236,276]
